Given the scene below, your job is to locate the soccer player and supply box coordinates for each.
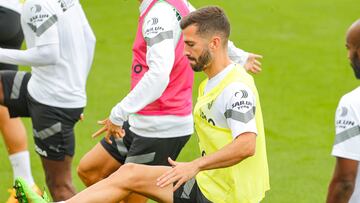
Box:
[78,0,261,182]
[327,19,360,203]
[16,6,270,203]
[0,1,41,202]
[78,0,260,203]
[77,0,262,202]
[0,0,96,200]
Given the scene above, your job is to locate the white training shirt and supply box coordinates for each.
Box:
[331,87,360,203]
[110,0,250,138]
[203,63,258,139]
[0,0,22,13]
[0,0,96,108]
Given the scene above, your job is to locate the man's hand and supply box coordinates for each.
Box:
[244,53,263,74]
[157,157,200,191]
[91,118,125,144]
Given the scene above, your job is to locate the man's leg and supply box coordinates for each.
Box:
[40,156,75,200]
[77,143,121,186]
[0,106,34,185]
[68,163,173,203]
[0,7,37,202]
[0,70,40,203]
[77,123,148,203]
[28,97,83,201]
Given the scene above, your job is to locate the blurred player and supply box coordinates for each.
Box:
[15,6,269,203]
[327,19,360,203]
[0,0,95,200]
[77,0,262,203]
[0,1,41,202]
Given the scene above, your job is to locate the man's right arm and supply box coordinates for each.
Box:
[0,0,60,67]
[327,157,358,203]
[327,97,360,203]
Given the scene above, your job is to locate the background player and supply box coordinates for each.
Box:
[0,1,40,202]
[327,19,360,203]
[0,0,95,200]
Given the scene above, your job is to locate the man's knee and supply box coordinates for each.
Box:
[77,158,102,186]
[114,163,144,189]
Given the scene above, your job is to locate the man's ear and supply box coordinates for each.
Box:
[209,36,221,50]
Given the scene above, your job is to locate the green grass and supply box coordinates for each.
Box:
[0,0,359,202]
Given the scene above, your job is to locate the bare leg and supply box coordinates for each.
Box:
[77,143,121,186]
[0,76,35,191]
[77,143,148,203]
[0,106,28,154]
[41,156,76,201]
[67,163,173,203]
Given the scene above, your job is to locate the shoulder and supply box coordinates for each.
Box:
[143,1,178,38]
[221,82,255,111]
[338,87,360,110]
[22,0,57,19]
[223,82,254,99]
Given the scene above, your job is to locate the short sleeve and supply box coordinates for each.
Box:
[142,1,179,47]
[332,95,360,161]
[223,82,258,139]
[22,0,59,46]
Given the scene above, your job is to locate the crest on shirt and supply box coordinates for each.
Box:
[146,18,159,26]
[339,106,348,117]
[57,0,75,12]
[235,90,248,99]
[31,4,41,13]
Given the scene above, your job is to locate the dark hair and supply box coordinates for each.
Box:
[180,6,230,44]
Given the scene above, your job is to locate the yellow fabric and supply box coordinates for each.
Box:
[194,66,270,203]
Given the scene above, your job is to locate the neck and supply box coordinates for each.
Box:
[204,50,232,79]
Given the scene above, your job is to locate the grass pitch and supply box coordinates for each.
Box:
[0,0,359,202]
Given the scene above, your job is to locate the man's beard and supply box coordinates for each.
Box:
[351,53,360,79]
[189,49,212,72]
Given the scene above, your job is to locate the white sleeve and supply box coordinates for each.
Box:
[0,44,59,66]
[223,82,257,139]
[22,0,59,46]
[110,2,179,126]
[78,4,96,70]
[228,41,249,66]
[332,96,360,161]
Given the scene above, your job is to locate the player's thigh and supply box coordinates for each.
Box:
[78,142,122,182]
[28,96,83,161]
[114,163,174,203]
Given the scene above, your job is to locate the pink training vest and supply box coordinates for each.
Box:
[131,0,193,116]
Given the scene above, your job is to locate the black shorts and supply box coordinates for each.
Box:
[1,71,83,160]
[174,178,212,203]
[0,6,24,70]
[101,123,190,165]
